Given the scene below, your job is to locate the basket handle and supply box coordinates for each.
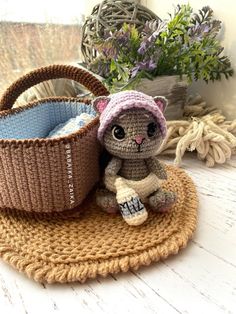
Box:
[0,64,109,110]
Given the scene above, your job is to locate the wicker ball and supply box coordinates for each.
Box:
[81,0,159,64]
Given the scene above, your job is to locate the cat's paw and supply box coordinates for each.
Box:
[148,190,177,213]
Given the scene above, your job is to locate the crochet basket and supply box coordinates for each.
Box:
[0,64,109,213]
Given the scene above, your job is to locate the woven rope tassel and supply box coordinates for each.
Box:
[159,95,236,167]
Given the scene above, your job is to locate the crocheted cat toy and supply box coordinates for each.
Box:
[92,90,176,226]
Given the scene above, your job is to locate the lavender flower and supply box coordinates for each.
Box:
[188,22,211,41]
[89,57,111,78]
[138,20,167,55]
[138,38,151,55]
[102,44,118,59]
[131,59,156,77]
[88,4,233,90]
[116,28,131,46]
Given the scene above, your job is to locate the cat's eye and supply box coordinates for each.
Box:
[112,125,125,141]
[147,122,158,137]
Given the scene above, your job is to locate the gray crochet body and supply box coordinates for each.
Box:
[96,108,176,225]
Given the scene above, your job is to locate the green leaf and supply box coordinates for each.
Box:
[88,3,233,89]
[130,26,139,41]
[110,59,117,72]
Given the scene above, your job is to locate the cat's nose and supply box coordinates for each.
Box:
[134,135,145,145]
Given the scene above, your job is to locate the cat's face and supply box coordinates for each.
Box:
[103,108,163,159]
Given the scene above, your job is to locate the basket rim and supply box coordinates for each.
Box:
[0,96,99,147]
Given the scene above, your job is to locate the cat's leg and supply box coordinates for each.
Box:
[148,188,177,212]
[96,188,119,214]
[114,177,148,226]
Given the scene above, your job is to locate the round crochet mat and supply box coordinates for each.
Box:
[0,165,198,284]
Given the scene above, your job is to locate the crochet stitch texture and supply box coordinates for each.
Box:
[0,165,198,283]
[97,90,167,143]
[94,91,176,226]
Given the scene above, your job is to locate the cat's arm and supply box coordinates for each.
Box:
[145,156,167,180]
[105,156,122,176]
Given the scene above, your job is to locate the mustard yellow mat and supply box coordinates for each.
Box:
[0,165,198,283]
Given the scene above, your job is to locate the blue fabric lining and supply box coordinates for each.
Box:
[0,101,96,139]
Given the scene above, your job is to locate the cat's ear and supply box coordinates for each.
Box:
[92,96,110,114]
[153,96,168,113]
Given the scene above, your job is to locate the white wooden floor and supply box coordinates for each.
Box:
[0,154,235,314]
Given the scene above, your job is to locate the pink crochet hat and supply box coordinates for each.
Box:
[92,90,168,142]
